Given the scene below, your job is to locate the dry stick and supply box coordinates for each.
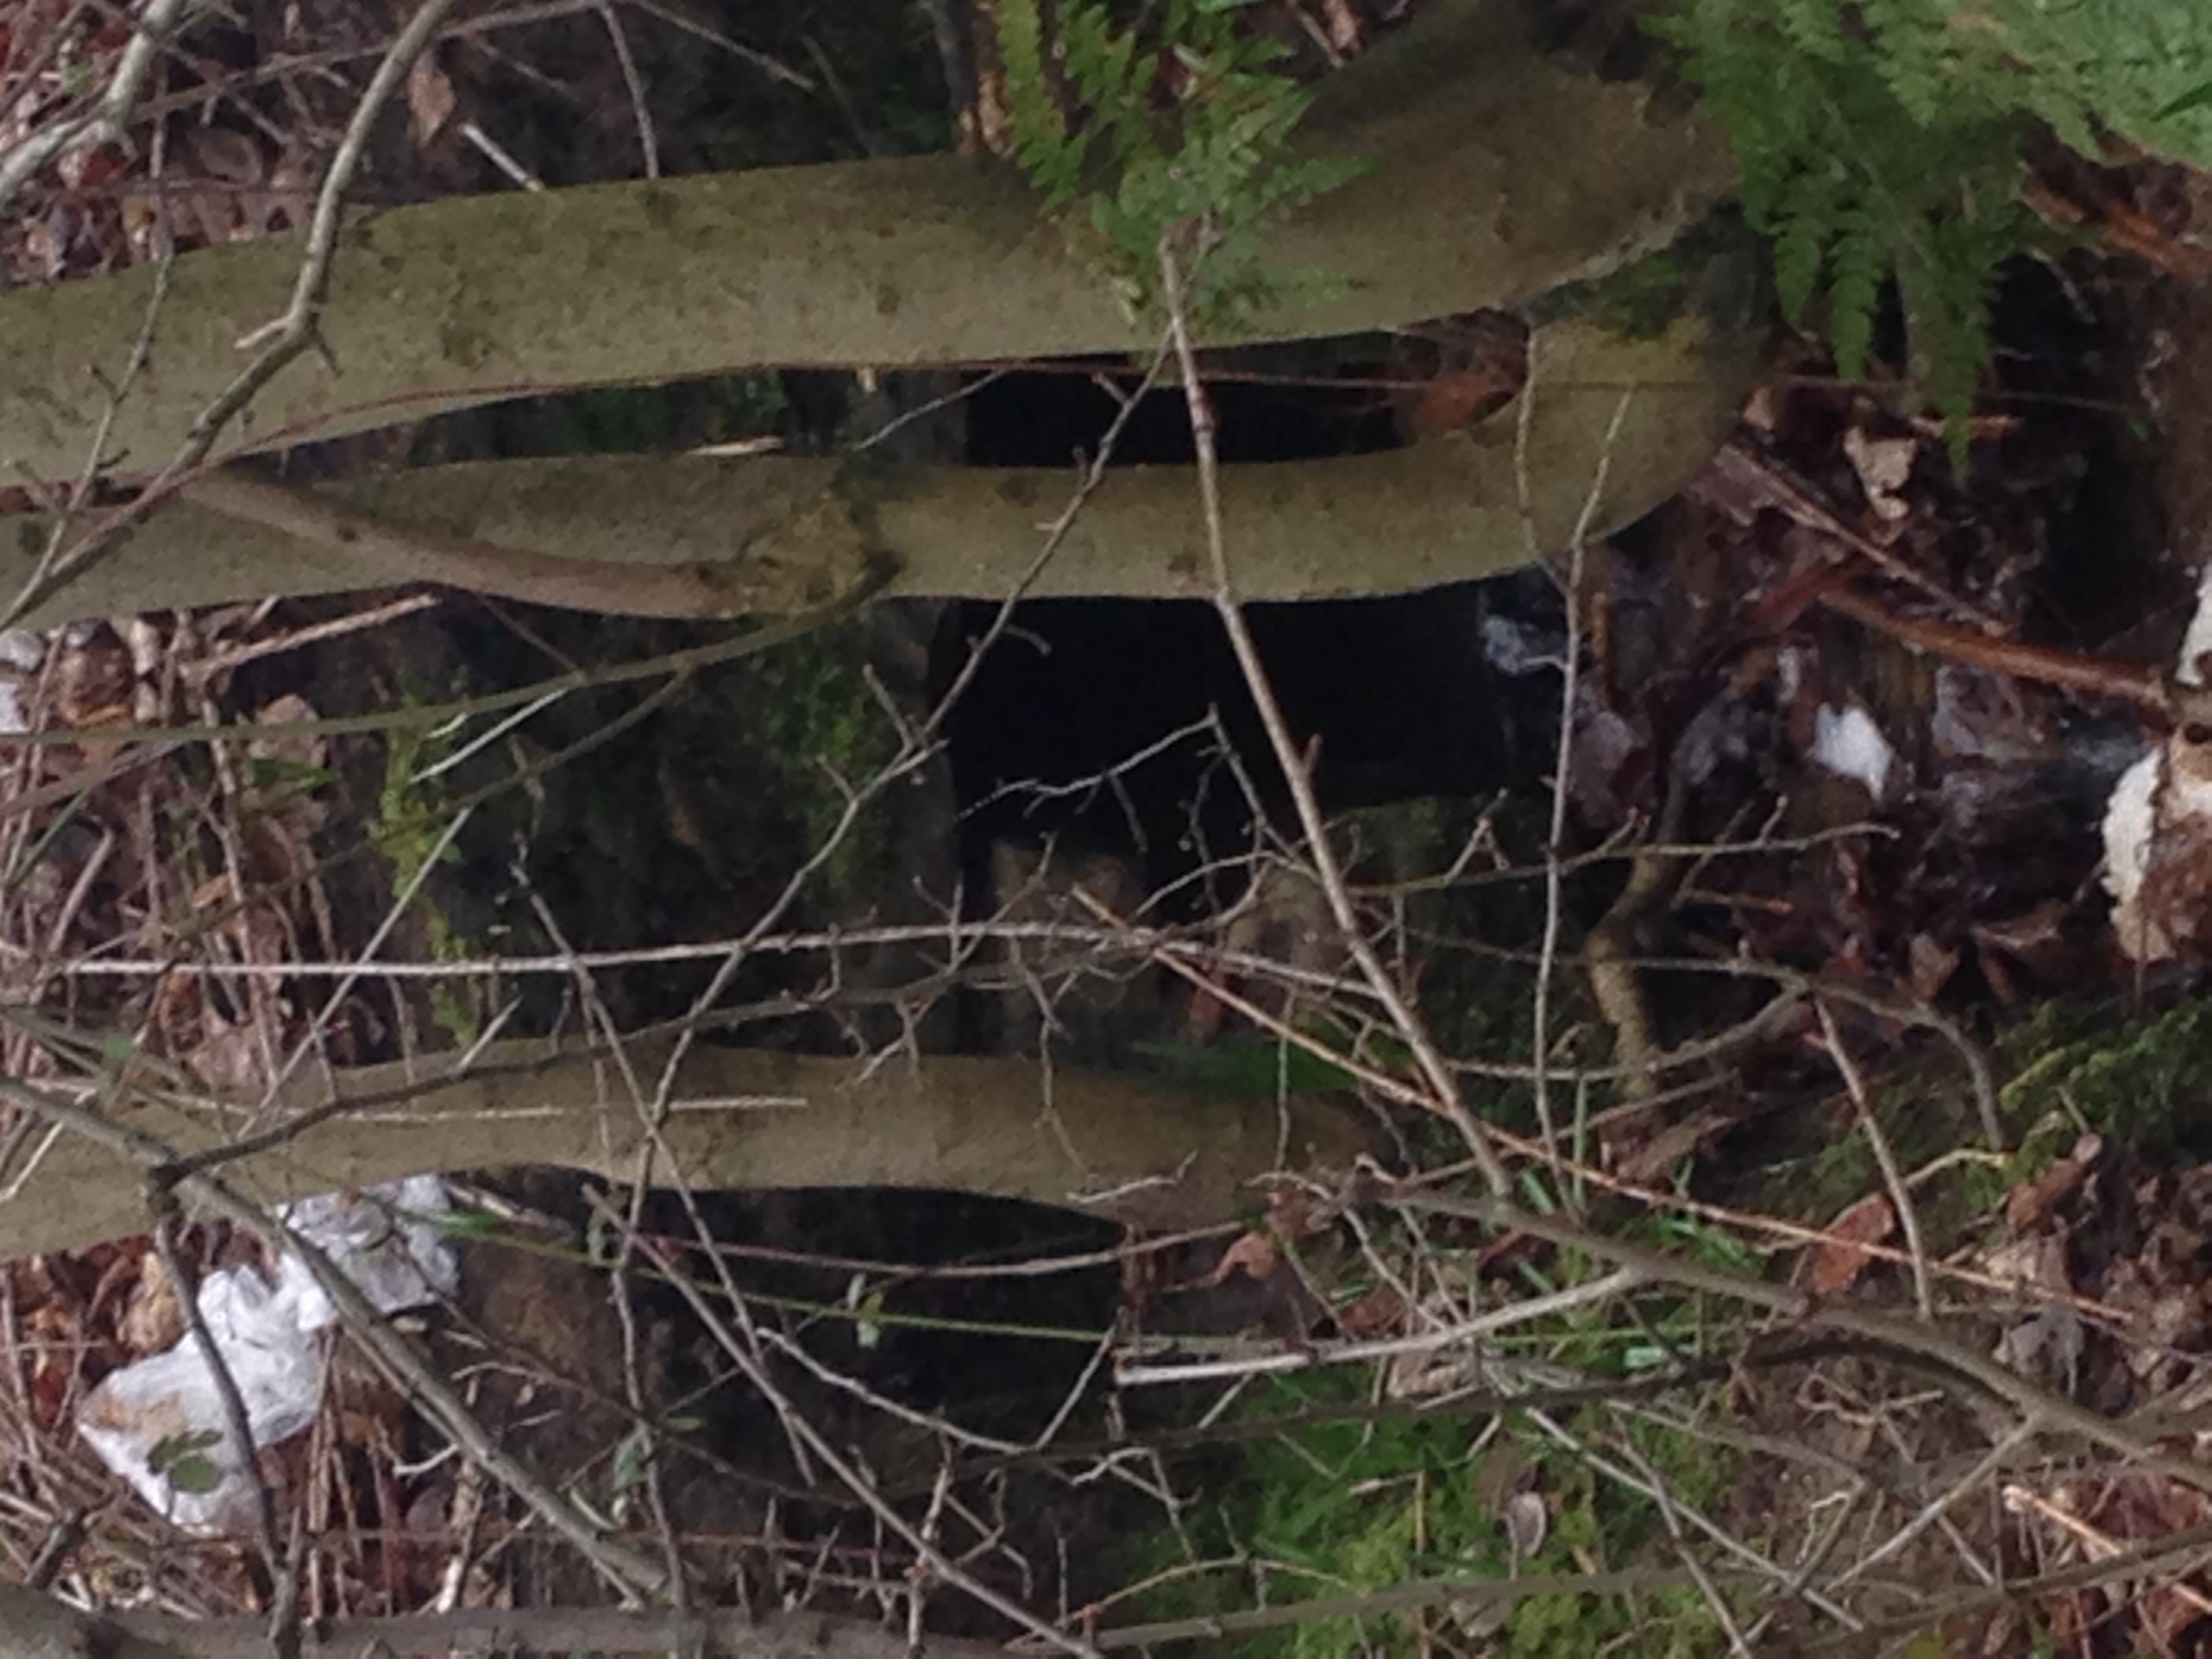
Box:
[130,0,808,126]
[1614,1436,1758,1655]
[187,592,441,682]
[0,1076,673,1601]
[1420,941,2005,1152]
[1395,1188,2212,1501]
[1814,998,1932,1320]
[0,0,105,134]
[1113,1267,1645,1387]
[1101,914,2073,1319]
[2004,1483,2212,1620]
[1520,1401,1861,1632]
[518,892,695,1606]
[1802,1513,2212,1654]
[1817,579,2212,731]
[0,0,466,632]
[890,1335,1877,1506]
[1154,237,1510,1200]
[0,574,893,752]
[1086,1565,1760,1650]
[1822,1418,2038,1598]
[1521,341,1638,1188]
[596,0,660,178]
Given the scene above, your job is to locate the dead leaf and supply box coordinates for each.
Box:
[1606,1102,1739,1187]
[1810,1193,1896,1295]
[407,52,457,146]
[1502,1490,1549,1559]
[2003,1134,2100,1232]
[1335,1286,1406,1339]
[119,1250,184,1356]
[1906,933,1960,1001]
[1198,1231,1280,1288]
[1842,424,1918,524]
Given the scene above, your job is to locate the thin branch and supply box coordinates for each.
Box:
[626,1225,1104,1657]
[1395,1187,2212,1500]
[1115,1267,1642,1386]
[1816,998,1931,1321]
[0,0,198,210]
[146,1200,298,1659]
[1155,234,1511,1197]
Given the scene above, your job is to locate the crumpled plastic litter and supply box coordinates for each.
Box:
[75,1176,457,1533]
[2103,562,2212,962]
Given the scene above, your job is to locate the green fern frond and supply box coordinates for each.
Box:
[1826,208,1889,384]
[997,0,1364,324]
[998,0,1082,205]
[1654,0,2212,465]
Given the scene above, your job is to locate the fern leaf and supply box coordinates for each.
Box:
[1826,209,1887,384]
[999,0,1083,204]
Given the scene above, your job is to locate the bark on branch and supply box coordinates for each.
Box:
[0,1041,1369,1263]
[0,312,1759,627]
[0,1,1730,488]
[0,1582,1010,1659]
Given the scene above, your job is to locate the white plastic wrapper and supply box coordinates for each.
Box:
[1810,703,1896,801]
[2102,562,2212,962]
[76,1176,457,1533]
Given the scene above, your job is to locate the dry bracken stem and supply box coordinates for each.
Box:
[1155,235,1511,1198]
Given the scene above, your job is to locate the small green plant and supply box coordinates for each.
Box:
[146,1428,224,1496]
[369,714,480,1046]
[2002,994,2212,1160]
[998,0,1364,320]
[1120,1369,1735,1656]
[1652,0,2212,462]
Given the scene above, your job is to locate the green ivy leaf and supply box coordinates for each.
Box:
[148,1428,226,1494]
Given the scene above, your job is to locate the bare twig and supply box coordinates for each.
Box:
[1396,1187,2212,1500]
[1113,1267,1643,1386]
[1526,368,1638,1187]
[626,1226,1103,1657]
[1816,999,1931,1320]
[1155,234,1511,1197]
[3,1583,1004,1659]
[0,0,197,209]
[146,1200,298,1659]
